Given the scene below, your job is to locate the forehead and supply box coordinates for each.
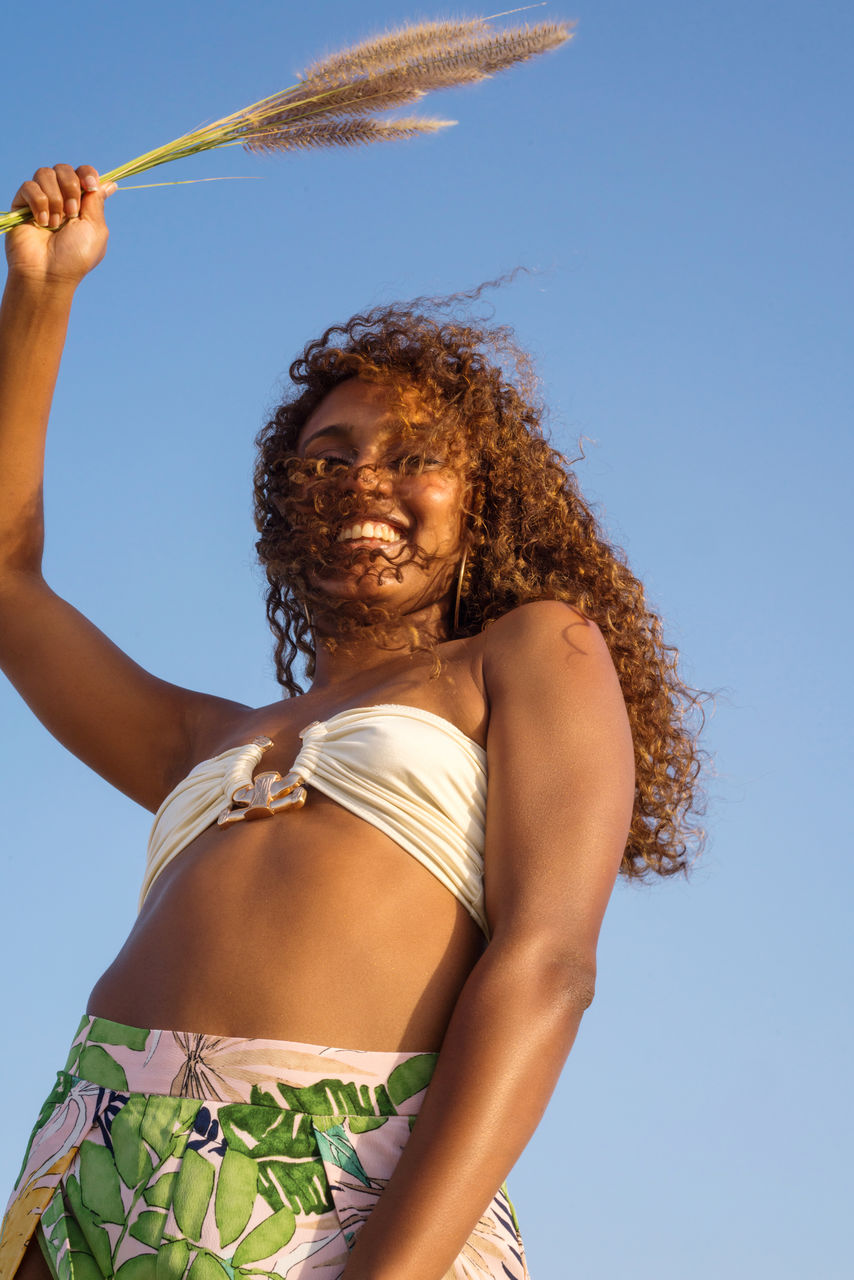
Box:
[297,377,433,452]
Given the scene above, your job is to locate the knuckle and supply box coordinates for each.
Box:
[55,162,78,185]
[22,181,47,207]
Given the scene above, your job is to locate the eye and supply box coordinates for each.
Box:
[390,453,445,474]
[311,452,351,473]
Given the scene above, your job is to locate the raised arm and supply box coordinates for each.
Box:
[0,166,247,810]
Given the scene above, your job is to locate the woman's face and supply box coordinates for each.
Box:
[295,377,467,617]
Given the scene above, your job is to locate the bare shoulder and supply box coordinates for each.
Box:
[480,599,631,775]
[174,692,260,776]
[482,600,615,694]
[183,689,257,743]
[479,601,634,947]
[131,688,258,809]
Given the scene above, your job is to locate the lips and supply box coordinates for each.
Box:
[336,518,407,545]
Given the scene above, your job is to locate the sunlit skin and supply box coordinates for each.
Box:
[85,378,489,1048]
[295,377,470,668]
[3,166,636,1280]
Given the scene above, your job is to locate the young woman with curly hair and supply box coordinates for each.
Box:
[0,165,704,1280]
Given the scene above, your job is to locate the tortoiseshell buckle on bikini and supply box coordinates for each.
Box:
[217,769,307,825]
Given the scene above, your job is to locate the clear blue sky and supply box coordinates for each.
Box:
[1,1,851,1275]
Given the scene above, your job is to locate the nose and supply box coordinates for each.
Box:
[341,461,393,494]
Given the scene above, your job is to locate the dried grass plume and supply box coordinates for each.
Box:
[1,14,575,234]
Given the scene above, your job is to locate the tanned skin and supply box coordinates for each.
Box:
[3,166,634,1280]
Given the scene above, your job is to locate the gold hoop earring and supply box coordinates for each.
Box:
[302,599,313,634]
[452,548,468,635]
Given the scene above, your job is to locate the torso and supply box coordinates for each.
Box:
[87,634,490,1051]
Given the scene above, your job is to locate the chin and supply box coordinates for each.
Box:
[309,573,403,605]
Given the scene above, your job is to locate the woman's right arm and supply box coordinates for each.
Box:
[0,165,248,811]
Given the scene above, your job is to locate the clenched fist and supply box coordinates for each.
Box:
[6,164,117,288]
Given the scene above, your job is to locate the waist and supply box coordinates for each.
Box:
[89,826,485,1049]
[66,1015,438,1113]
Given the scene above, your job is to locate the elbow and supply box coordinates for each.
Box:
[488,934,597,1013]
[555,956,596,1011]
[527,950,596,1018]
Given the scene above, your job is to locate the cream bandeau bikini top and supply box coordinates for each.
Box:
[140,704,489,935]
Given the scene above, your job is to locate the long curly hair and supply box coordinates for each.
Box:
[254,300,707,879]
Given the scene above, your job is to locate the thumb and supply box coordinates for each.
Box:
[79,179,117,228]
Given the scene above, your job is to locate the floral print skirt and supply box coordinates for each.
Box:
[0,1015,529,1280]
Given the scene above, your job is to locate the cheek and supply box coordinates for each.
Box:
[410,477,464,548]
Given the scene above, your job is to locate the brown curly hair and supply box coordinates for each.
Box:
[254,300,707,880]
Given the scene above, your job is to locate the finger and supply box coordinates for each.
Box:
[11,179,51,226]
[32,166,65,229]
[54,163,82,220]
[75,165,115,217]
[78,178,116,230]
[76,165,101,195]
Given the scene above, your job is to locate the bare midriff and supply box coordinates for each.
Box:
[87,664,489,1053]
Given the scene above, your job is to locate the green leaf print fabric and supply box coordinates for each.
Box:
[0,1016,530,1280]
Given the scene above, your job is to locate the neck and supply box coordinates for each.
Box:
[308,599,451,693]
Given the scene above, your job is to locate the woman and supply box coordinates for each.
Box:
[0,165,703,1280]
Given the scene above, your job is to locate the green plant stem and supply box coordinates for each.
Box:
[0,16,573,235]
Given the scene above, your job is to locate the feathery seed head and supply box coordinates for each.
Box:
[301,18,491,87]
[242,116,453,156]
[0,14,575,233]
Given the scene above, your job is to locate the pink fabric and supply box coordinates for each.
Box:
[0,1015,530,1280]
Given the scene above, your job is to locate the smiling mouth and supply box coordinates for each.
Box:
[336,520,406,547]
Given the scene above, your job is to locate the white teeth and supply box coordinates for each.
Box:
[336,521,402,544]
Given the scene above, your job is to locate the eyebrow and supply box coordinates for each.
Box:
[300,421,410,451]
[298,418,438,454]
[300,423,355,449]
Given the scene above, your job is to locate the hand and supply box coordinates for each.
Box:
[5,164,117,289]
